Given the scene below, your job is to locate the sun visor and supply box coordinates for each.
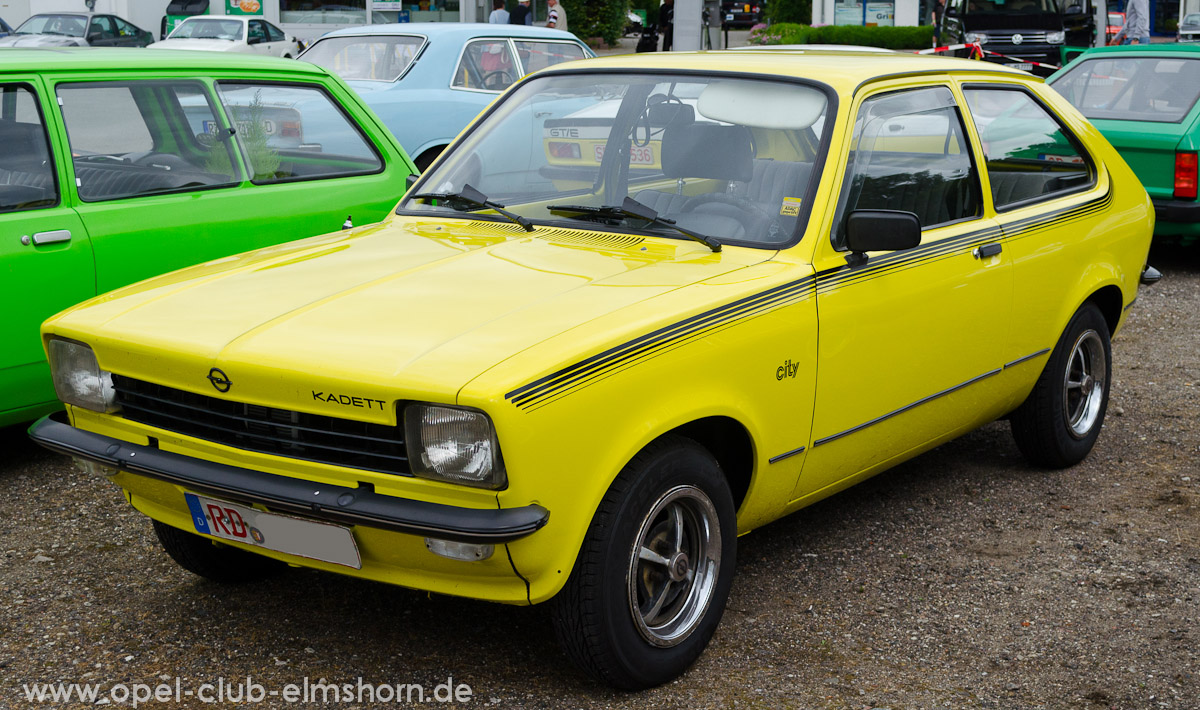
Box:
[696,81,827,130]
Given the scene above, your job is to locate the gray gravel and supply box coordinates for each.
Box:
[1,244,1196,709]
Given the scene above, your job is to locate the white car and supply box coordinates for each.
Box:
[151,16,302,58]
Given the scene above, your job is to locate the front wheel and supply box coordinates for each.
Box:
[1011,302,1112,468]
[551,436,736,689]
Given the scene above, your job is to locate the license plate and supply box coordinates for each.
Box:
[185,493,361,569]
[594,144,654,165]
[202,119,277,135]
[1008,62,1033,71]
[726,12,735,20]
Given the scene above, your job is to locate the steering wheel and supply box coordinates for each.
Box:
[480,70,515,91]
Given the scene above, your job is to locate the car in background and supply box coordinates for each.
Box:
[722,1,763,27]
[0,13,153,47]
[1049,44,1200,245]
[300,23,593,170]
[30,51,1152,691]
[0,49,415,428]
[0,17,13,38]
[1179,12,1200,42]
[152,15,303,57]
[1106,11,1125,41]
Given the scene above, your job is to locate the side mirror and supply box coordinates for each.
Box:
[1065,4,1083,14]
[945,5,958,16]
[406,173,419,188]
[845,210,921,264]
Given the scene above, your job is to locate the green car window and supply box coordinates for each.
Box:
[58,81,240,202]
[963,88,1093,210]
[0,84,58,214]
[216,82,384,184]
[1051,56,1200,124]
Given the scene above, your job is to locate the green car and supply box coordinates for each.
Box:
[1049,45,1200,245]
[0,49,415,428]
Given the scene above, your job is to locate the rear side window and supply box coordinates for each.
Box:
[514,41,588,74]
[834,86,981,243]
[58,81,240,202]
[1051,56,1200,124]
[302,35,424,82]
[453,39,518,92]
[216,82,383,184]
[0,84,58,213]
[963,88,1093,210]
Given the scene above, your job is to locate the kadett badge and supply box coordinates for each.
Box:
[207,368,232,393]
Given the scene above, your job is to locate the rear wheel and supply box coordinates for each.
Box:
[153,520,285,583]
[551,436,736,689]
[1011,302,1112,468]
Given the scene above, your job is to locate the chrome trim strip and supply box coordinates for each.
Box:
[1123,298,1137,311]
[1003,348,1051,369]
[813,368,1003,447]
[768,445,806,464]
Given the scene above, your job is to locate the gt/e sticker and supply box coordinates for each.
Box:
[780,197,803,216]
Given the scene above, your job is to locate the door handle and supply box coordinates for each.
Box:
[31,229,72,246]
[972,243,1002,259]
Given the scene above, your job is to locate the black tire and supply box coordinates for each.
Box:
[153,520,285,583]
[551,435,737,690]
[1011,302,1112,468]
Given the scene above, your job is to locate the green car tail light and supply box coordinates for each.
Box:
[1176,152,1198,200]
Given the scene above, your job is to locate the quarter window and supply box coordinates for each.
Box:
[513,41,588,73]
[834,86,981,244]
[963,88,1093,209]
[302,35,424,82]
[454,40,518,92]
[0,84,57,213]
[266,22,287,43]
[58,82,240,202]
[216,82,383,183]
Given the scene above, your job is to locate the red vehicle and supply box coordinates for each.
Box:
[1106,11,1125,42]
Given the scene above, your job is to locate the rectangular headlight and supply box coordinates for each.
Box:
[1046,31,1066,44]
[46,338,120,413]
[404,404,505,489]
[964,32,989,44]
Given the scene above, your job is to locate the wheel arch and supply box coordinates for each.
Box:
[1084,283,1124,336]
[665,416,754,513]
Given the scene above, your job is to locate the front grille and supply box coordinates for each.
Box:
[112,375,410,475]
[989,31,1050,44]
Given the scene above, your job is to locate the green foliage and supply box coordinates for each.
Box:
[560,0,629,46]
[752,22,935,49]
[630,0,659,26]
[766,0,811,25]
[205,92,280,180]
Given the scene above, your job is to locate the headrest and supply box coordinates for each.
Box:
[661,123,753,183]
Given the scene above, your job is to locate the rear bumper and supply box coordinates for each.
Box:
[28,412,549,544]
[1154,198,1200,224]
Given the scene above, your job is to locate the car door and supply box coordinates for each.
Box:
[112,17,152,47]
[794,82,1013,500]
[247,20,270,55]
[0,80,94,424]
[85,16,119,47]
[265,22,291,57]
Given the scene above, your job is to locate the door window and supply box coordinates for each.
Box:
[216,82,383,183]
[87,16,116,40]
[453,40,517,92]
[248,21,267,44]
[833,86,981,245]
[266,22,287,43]
[58,82,240,202]
[113,17,141,38]
[0,84,57,213]
[963,88,1093,209]
[513,41,588,74]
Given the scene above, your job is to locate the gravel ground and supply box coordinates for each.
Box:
[1,244,1196,710]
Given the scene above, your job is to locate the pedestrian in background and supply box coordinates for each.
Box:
[489,0,509,24]
[1112,0,1149,44]
[547,0,567,30]
[508,0,533,25]
[660,0,674,51]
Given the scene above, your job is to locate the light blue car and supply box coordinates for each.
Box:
[300,23,594,170]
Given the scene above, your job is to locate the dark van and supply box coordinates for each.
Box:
[940,0,1096,76]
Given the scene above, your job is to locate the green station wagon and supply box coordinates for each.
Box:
[0,49,415,428]
[1049,44,1200,245]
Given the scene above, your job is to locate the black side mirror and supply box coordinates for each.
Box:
[406,173,419,189]
[845,210,921,265]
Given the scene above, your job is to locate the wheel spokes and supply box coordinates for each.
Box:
[639,545,671,567]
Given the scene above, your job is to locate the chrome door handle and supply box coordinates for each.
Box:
[972,243,1002,259]
[32,229,72,245]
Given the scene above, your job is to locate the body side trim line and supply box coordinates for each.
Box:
[1003,348,1051,369]
[768,445,807,464]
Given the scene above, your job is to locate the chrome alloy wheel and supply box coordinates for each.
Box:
[1063,329,1106,439]
[627,485,722,647]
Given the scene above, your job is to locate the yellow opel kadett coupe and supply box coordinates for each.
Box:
[31,51,1154,688]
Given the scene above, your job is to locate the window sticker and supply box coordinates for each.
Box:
[780,196,803,216]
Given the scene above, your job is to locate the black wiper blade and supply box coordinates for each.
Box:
[548,197,721,252]
[411,183,534,232]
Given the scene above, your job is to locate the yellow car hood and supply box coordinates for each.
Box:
[50,217,768,414]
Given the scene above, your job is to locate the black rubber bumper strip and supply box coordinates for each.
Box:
[1154,199,1200,223]
[28,412,548,544]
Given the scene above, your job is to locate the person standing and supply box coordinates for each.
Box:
[547,0,567,31]
[1112,0,1149,44]
[508,0,533,25]
[660,0,674,51]
[489,0,510,24]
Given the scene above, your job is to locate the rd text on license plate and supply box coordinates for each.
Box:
[1008,62,1033,71]
[185,493,361,569]
[594,144,654,165]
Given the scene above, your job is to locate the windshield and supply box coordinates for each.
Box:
[302,35,424,82]
[963,0,1059,13]
[1051,56,1200,123]
[16,14,87,37]
[170,18,244,40]
[1184,13,1200,24]
[400,72,831,248]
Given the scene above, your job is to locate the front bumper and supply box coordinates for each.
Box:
[29,412,549,544]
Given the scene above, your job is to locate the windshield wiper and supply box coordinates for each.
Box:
[410,183,534,232]
[548,196,722,252]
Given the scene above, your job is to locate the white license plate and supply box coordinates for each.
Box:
[1008,62,1033,71]
[594,144,654,165]
[185,493,361,569]
[726,12,735,20]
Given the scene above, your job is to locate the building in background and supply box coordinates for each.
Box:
[812,0,920,26]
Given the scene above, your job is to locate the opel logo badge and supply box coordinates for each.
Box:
[207,367,232,393]
[1012,33,1024,44]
